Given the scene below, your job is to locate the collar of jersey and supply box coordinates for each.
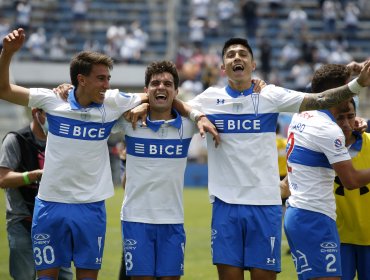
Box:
[319,109,336,122]
[68,88,103,110]
[226,84,255,98]
[350,131,363,151]
[146,109,182,132]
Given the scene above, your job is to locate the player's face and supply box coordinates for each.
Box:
[145,72,178,112]
[335,101,356,141]
[79,64,111,104]
[221,44,256,83]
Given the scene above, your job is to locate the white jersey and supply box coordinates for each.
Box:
[29,88,141,203]
[188,84,305,205]
[286,110,351,220]
[120,111,197,224]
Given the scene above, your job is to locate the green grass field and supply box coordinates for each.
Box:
[0,187,297,279]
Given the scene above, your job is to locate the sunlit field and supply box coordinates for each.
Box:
[0,187,297,279]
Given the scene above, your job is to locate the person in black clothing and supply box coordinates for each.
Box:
[0,108,73,280]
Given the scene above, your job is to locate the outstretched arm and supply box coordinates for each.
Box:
[299,60,370,112]
[173,98,221,147]
[0,28,30,106]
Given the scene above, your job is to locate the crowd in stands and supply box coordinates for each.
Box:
[0,0,369,94]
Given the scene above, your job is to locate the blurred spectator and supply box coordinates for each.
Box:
[71,0,88,33]
[25,28,47,60]
[119,32,142,63]
[83,37,101,52]
[267,0,282,18]
[322,0,340,34]
[290,58,313,92]
[259,38,272,81]
[279,41,300,68]
[15,0,31,33]
[175,42,194,71]
[344,2,360,38]
[0,17,10,51]
[327,46,353,64]
[130,21,148,56]
[49,33,67,61]
[105,22,126,60]
[287,4,308,34]
[191,0,210,20]
[240,0,259,39]
[189,17,205,48]
[217,0,235,37]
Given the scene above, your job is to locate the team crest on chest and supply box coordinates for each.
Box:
[232,102,243,113]
[80,109,91,121]
[157,127,168,138]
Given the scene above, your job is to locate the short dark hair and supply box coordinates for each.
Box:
[70,51,114,88]
[145,60,179,89]
[311,64,351,92]
[222,38,254,60]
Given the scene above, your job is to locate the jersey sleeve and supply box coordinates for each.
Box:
[264,85,306,113]
[28,88,59,110]
[105,89,142,113]
[316,123,351,164]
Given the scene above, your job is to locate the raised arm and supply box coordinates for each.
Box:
[173,98,221,147]
[0,28,30,106]
[299,60,370,112]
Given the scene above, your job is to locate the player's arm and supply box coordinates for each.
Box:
[0,28,29,106]
[173,98,221,147]
[332,159,370,189]
[299,60,370,112]
[0,167,43,189]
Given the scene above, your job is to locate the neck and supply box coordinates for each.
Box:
[75,88,91,107]
[346,134,356,147]
[149,109,173,121]
[30,122,47,141]
[228,79,253,91]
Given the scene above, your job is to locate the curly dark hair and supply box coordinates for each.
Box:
[311,64,351,92]
[145,60,179,89]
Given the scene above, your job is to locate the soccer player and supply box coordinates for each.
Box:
[284,63,370,279]
[0,28,147,280]
[118,60,217,279]
[186,37,370,280]
[334,93,370,279]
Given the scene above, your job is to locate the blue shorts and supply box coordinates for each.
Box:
[121,221,185,277]
[32,198,106,270]
[211,198,282,271]
[284,206,341,280]
[341,243,370,280]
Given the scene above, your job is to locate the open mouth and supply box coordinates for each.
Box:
[232,64,244,72]
[155,93,167,101]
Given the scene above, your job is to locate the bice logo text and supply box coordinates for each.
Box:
[59,123,108,140]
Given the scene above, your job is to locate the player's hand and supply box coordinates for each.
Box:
[123,103,149,129]
[53,83,73,101]
[354,116,368,134]
[357,60,370,87]
[252,78,267,93]
[2,28,25,54]
[346,61,363,76]
[280,175,290,199]
[197,116,221,148]
[29,169,43,183]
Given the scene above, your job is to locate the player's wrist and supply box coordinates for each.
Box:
[189,109,206,122]
[22,171,31,185]
[348,78,365,94]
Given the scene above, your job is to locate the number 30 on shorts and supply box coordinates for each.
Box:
[34,246,56,265]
